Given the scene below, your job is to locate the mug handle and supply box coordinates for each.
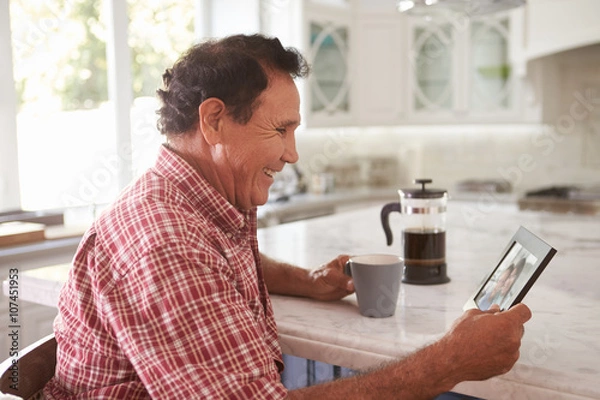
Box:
[381,202,401,246]
[343,260,352,277]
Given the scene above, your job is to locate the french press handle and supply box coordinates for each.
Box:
[380,202,401,246]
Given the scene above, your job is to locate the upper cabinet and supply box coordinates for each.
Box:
[262,0,354,128]
[407,19,457,117]
[304,4,354,127]
[403,9,526,123]
[354,9,526,125]
[355,14,404,125]
[469,17,514,112]
[526,0,600,60]
[262,0,557,127]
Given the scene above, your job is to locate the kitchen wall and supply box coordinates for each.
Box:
[295,45,600,194]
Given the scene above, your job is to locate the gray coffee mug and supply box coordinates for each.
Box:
[344,254,403,318]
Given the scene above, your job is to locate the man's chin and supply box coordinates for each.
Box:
[245,193,269,210]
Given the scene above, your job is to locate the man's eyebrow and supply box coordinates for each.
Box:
[279,119,301,127]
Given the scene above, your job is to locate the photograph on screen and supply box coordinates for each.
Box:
[464,226,557,312]
[475,242,539,311]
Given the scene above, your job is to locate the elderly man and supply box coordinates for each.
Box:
[45,34,530,399]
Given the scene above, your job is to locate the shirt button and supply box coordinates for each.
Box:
[226,232,233,238]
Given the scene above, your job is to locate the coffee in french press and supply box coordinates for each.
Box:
[381,179,450,284]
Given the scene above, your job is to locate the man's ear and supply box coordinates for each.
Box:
[198,98,226,145]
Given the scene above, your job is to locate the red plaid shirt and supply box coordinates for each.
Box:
[44,145,287,399]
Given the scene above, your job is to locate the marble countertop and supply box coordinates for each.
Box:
[258,201,600,399]
[6,200,600,399]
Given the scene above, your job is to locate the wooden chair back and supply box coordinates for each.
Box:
[0,334,57,399]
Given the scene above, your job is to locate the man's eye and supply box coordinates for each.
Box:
[276,128,286,134]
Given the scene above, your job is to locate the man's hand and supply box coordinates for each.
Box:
[261,253,353,300]
[306,255,354,301]
[440,303,532,382]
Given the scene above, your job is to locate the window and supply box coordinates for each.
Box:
[2,0,195,213]
[128,1,195,177]
[10,0,114,210]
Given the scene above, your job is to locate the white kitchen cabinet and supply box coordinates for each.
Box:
[304,3,354,127]
[469,17,513,111]
[525,0,600,60]
[264,1,535,126]
[405,9,526,123]
[262,0,355,128]
[353,7,528,125]
[407,18,459,118]
[355,14,405,125]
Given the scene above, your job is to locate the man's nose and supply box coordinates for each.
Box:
[282,133,299,164]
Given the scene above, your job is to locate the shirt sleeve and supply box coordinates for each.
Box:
[101,243,288,399]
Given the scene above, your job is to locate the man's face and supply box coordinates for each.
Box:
[498,268,517,295]
[217,71,301,210]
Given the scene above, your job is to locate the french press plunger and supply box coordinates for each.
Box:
[380,179,450,285]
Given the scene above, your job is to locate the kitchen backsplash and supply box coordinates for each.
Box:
[295,121,599,195]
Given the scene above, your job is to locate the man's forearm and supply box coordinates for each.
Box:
[260,253,313,297]
[286,304,530,399]
[287,339,460,399]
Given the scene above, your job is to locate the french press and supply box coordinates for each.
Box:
[380,179,450,285]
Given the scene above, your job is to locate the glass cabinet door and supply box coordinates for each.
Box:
[470,17,512,111]
[412,24,453,111]
[308,21,350,115]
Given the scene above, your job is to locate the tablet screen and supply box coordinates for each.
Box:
[465,226,557,311]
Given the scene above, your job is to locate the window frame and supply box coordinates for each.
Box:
[0,0,211,214]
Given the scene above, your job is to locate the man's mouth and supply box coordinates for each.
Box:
[263,167,277,178]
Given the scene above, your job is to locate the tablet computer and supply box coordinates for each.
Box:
[463,226,557,311]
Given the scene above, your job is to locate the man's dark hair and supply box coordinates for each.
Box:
[156,34,310,134]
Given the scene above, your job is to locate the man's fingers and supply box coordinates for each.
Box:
[486,304,501,313]
[318,268,354,292]
[505,303,532,323]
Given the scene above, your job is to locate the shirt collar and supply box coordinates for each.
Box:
[153,144,255,235]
